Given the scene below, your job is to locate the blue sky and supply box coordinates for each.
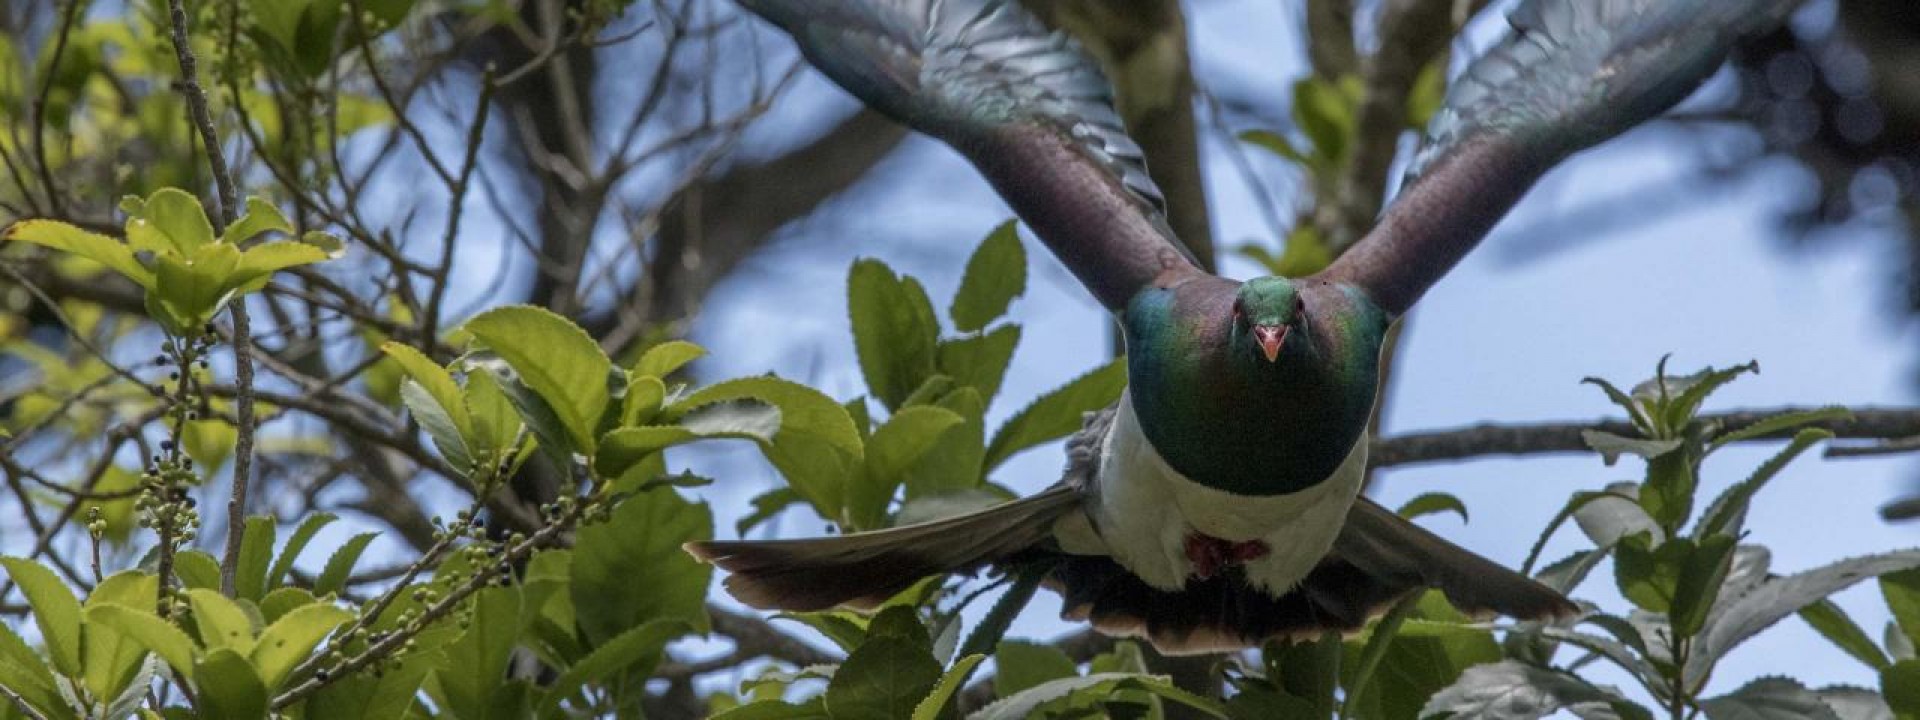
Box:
[677,0,1920,702]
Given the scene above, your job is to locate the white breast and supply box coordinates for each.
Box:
[1054,392,1368,594]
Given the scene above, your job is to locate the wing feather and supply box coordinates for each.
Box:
[738,0,1201,310]
[1318,0,1802,317]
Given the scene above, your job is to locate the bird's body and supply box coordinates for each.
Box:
[689,0,1805,653]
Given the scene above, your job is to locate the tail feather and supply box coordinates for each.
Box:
[1038,498,1575,655]
[685,485,1082,611]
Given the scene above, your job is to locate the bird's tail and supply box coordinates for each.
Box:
[685,485,1083,611]
[1044,498,1577,655]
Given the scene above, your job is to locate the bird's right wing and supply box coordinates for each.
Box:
[738,0,1203,311]
[1316,0,1802,317]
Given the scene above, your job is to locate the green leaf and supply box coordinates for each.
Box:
[230,241,329,293]
[1887,569,1920,654]
[149,242,242,335]
[259,587,319,624]
[984,358,1126,470]
[971,673,1229,720]
[314,533,377,597]
[435,587,526,719]
[937,325,1020,405]
[571,489,712,644]
[1420,660,1642,720]
[465,369,523,459]
[677,376,863,458]
[402,379,475,473]
[849,258,941,411]
[1293,76,1356,165]
[82,572,161,702]
[5,220,155,288]
[904,388,987,500]
[1672,533,1738,638]
[268,512,337,594]
[378,343,473,451]
[127,187,216,255]
[464,306,612,454]
[1239,129,1309,165]
[1691,549,1920,686]
[1396,492,1469,524]
[633,340,706,378]
[1884,660,1920,716]
[1615,534,1687,613]
[189,588,258,653]
[1698,428,1832,537]
[1640,446,1700,535]
[0,557,83,676]
[1661,361,1760,432]
[950,221,1026,332]
[773,611,871,653]
[851,405,963,529]
[1710,406,1852,451]
[911,653,986,720]
[995,640,1077,697]
[0,621,64,718]
[249,603,350,690]
[540,619,688,712]
[823,637,942,720]
[236,515,278,602]
[621,375,667,427]
[596,399,781,480]
[174,550,222,590]
[1580,430,1681,465]
[1582,376,1656,434]
[1799,599,1891,671]
[220,197,294,246]
[195,648,268,720]
[1700,676,1843,720]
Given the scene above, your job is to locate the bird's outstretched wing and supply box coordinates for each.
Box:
[1316,0,1801,317]
[737,0,1203,311]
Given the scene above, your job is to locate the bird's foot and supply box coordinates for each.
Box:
[1183,533,1271,580]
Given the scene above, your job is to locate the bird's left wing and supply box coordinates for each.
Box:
[1315,0,1802,317]
[738,0,1203,311]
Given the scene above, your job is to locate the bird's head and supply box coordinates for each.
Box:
[1231,276,1309,364]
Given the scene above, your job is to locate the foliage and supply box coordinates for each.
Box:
[0,1,1912,718]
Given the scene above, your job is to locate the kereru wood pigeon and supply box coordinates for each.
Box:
[687,0,1800,653]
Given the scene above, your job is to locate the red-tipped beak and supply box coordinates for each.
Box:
[1252,324,1289,363]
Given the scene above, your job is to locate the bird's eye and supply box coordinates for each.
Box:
[1232,299,1244,319]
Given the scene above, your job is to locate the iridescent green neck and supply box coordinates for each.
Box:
[1121,282,1389,496]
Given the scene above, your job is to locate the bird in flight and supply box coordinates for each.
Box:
[688,0,1801,653]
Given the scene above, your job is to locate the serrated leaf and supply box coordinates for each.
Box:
[824,637,942,720]
[1673,533,1738,637]
[174,550,221,590]
[1582,376,1655,434]
[230,242,329,293]
[380,341,474,443]
[595,400,781,480]
[937,325,1020,404]
[1710,406,1852,451]
[220,197,294,246]
[540,619,688,712]
[677,376,862,458]
[849,258,940,411]
[1816,685,1895,720]
[1887,660,1920,715]
[1698,429,1831,538]
[1800,599,1891,671]
[3,220,154,288]
[904,388,986,500]
[912,654,986,720]
[1572,485,1663,549]
[266,513,335,595]
[464,306,612,454]
[571,488,711,644]
[851,405,963,529]
[259,587,318,624]
[402,379,474,473]
[251,603,350,689]
[632,340,705,379]
[950,221,1026,332]
[1886,569,1920,653]
[1691,550,1920,686]
[1701,676,1842,720]
[1397,492,1469,524]
[0,557,83,676]
[1660,362,1759,432]
[1420,660,1636,720]
[314,533,376,597]
[236,515,277,601]
[127,187,215,255]
[188,589,257,654]
[995,640,1077,697]
[195,648,268,720]
[985,358,1126,470]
